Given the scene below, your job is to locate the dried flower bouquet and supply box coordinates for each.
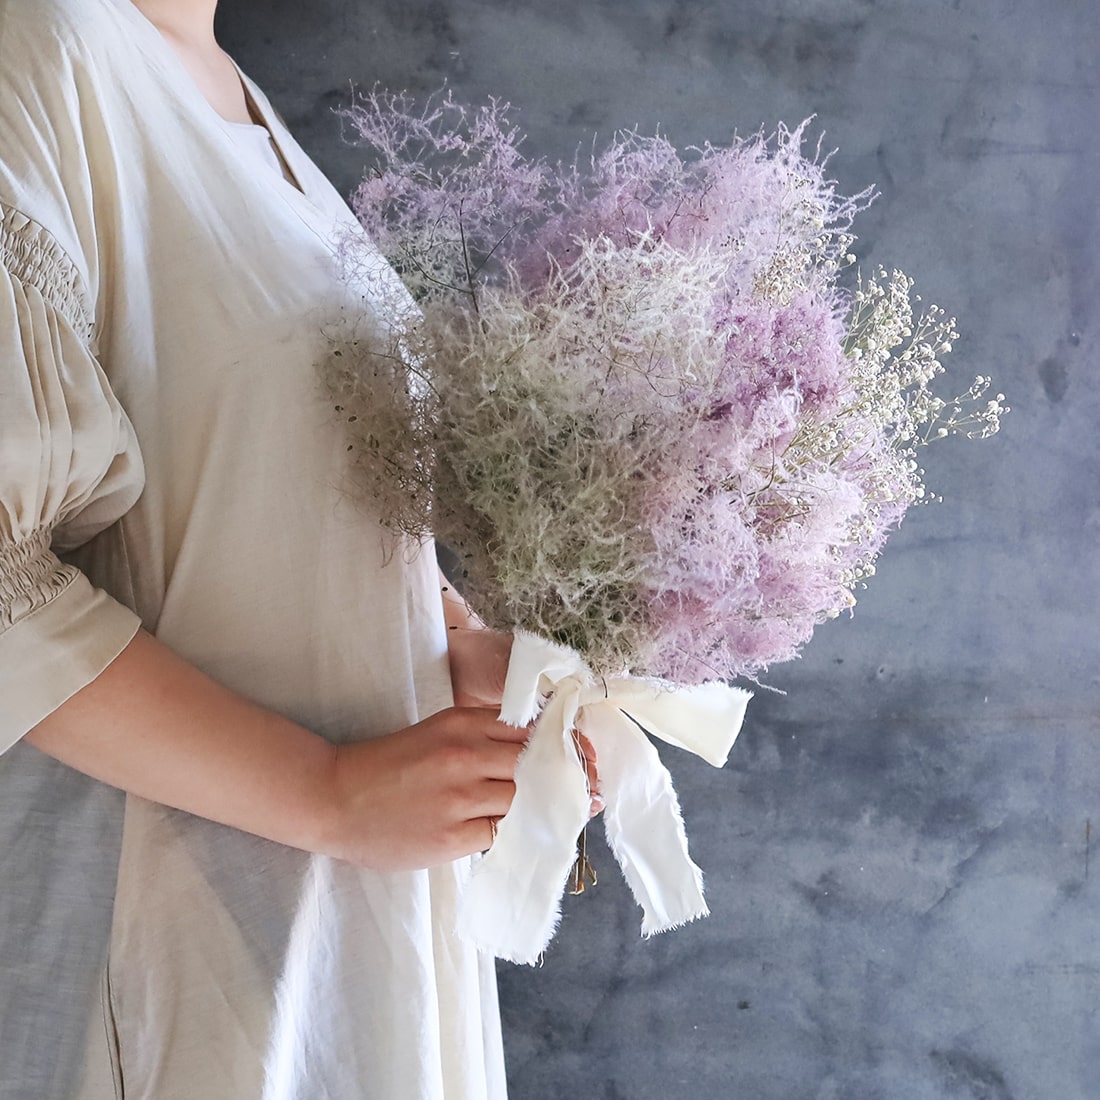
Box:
[329,92,1003,684]
[324,93,1005,961]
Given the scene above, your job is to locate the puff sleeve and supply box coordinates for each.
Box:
[0,202,144,751]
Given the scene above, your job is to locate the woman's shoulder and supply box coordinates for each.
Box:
[0,0,129,74]
[0,0,142,161]
[0,0,132,290]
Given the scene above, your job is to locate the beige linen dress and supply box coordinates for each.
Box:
[0,0,506,1095]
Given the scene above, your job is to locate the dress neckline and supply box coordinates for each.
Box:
[106,0,309,198]
[231,77,307,194]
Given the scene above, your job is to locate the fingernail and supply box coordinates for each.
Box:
[590,795,605,816]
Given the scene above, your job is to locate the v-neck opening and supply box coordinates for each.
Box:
[231,71,308,197]
[108,0,309,198]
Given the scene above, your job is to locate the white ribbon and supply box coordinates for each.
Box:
[455,632,752,964]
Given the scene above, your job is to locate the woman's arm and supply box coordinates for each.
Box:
[26,629,525,869]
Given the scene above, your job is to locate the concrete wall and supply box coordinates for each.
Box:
[217,3,1100,1096]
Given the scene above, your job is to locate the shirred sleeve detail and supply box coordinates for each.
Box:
[0,203,92,343]
[0,203,144,752]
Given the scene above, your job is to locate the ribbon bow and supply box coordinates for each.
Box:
[455,632,752,964]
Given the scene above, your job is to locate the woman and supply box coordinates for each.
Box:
[0,0,587,1094]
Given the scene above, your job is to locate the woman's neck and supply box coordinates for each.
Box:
[130,0,253,125]
[130,0,219,46]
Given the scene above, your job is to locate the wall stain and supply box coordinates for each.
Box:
[755,16,865,85]
[931,1048,1015,1099]
[663,0,706,39]
[1038,356,1069,403]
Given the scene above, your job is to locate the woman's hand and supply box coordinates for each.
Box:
[318,702,601,870]
[319,705,529,870]
[437,569,512,708]
[447,627,513,708]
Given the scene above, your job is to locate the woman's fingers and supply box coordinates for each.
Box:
[439,709,525,778]
[466,777,517,818]
[490,717,603,817]
[489,740,525,778]
[571,731,602,815]
[453,814,500,855]
[484,717,533,743]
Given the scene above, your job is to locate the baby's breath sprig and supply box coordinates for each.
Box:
[842,266,1006,448]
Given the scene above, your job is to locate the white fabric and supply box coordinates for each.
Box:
[457,633,752,964]
[0,1,505,1096]
[226,118,301,187]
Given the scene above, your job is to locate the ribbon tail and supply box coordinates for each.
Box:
[612,679,752,767]
[581,708,708,937]
[455,688,590,964]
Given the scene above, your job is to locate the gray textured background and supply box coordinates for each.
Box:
[217,2,1100,1097]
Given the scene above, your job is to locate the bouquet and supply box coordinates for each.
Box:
[326,92,1005,961]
